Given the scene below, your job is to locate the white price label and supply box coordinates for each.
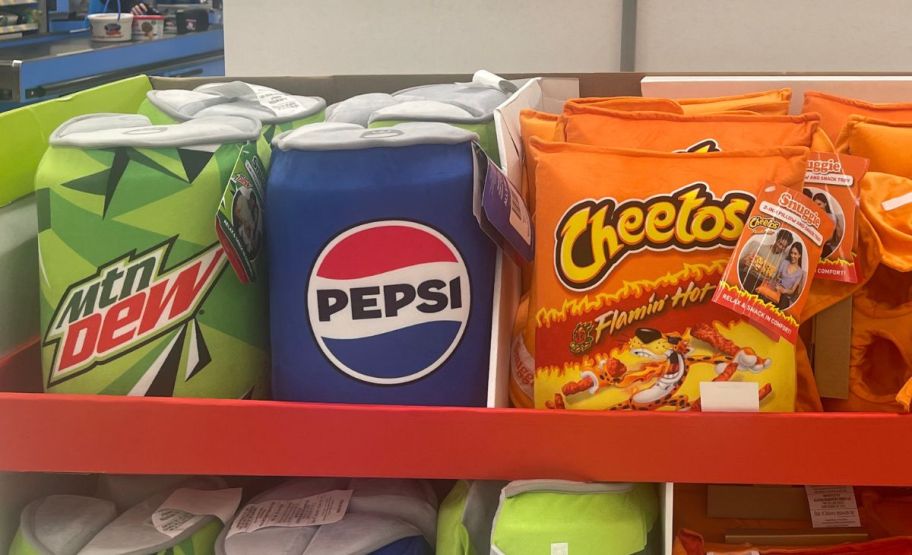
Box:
[805,486,861,528]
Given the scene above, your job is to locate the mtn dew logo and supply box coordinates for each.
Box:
[44,239,227,383]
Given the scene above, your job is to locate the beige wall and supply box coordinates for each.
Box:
[225,0,911,75]
[635,0,912,72]
[224,0,623,75]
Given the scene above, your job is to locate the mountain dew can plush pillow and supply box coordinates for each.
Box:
[267,122,496,406]
[35,114,269,398]
[78,479,229,555]
[140,81,326,163]
[216,478,436,555]
[437,481,506,555]
[490,481,660,555]
[9,496,116,555]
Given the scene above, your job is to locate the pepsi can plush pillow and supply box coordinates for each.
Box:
[267,123,496,406]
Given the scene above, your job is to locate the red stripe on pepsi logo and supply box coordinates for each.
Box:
[317,225,458,280]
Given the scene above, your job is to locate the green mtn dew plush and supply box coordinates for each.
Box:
[36,114,269,398]
[138,81,326,163]
[9,496,116,555]
[77,478,231,555]
[490,481,660,555]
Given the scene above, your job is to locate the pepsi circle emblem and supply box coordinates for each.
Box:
[307,220,471,384]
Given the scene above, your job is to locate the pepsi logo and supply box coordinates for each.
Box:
[307,221,470,384]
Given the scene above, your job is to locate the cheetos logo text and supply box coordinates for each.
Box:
[555,182,754,291]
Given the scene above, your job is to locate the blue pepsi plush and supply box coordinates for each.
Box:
[267,123,496,406]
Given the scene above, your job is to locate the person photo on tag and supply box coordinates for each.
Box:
[803,188,844,259]
[737,228,793,295]
[232,185,263,260]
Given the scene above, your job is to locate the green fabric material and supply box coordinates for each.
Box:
[154,518,222,555]
[491,484,658,555]
[368,119,500,166]
[0,76,152,207]
[8,529,41,555]
[436,480,473,555]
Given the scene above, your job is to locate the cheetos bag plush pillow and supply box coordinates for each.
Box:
[836,116,912,178]
[557,107,820,152]
[522,98,683,211]
[527,140,808,411]
[564,96,684,114]
[803,90,912,143]
[676,88,792,116]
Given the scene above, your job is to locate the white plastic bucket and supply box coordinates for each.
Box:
[132,15,164,40]
[88,13,134,42]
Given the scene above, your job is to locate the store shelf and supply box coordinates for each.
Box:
[0,392,910,485]
[0,22,38,35]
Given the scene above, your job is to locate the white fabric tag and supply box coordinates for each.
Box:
[152,488,243,538]
[550,542,569,555]
[882,191,912,212]
[248,84,306,118]
[805,486,861,528]
[152,509,204,538]
[226,489,353,538]
[699,382,760,412]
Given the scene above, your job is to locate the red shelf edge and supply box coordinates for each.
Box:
[1,393,909,486]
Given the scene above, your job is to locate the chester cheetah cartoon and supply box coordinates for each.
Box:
[546,324,773,411]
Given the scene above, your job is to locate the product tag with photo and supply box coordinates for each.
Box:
[216,141,267,284]
[713,184,834,343]
[803,152,868,283]
[472,142,534,262]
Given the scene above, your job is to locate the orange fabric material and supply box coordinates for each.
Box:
[509,294,534,408]
[675,529,912,555]
[673,485,912,554]
[860,489,912,539]
[836,117,912,179]
[857,171,912,273]
[527,141,807,411]
[564,95,684,114]
[811,128,836,153]
[557,106,820,152]
[676,88,792,116]
[803,90,912,143]
[802,211,882,321]
[822,268,912,413]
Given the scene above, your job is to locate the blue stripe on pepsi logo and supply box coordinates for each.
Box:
[323,320,462,379]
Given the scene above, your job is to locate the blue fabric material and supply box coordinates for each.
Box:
[369,535,434,555]
[266,141,495,406]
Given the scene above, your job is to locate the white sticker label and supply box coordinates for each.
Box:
[882,191,912,212]
[508,184,532,245]
[152,488,243,538]
[699,382,760,412]
[226,489,353,538]
[805,486,861,528]
[551,542,569,555]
